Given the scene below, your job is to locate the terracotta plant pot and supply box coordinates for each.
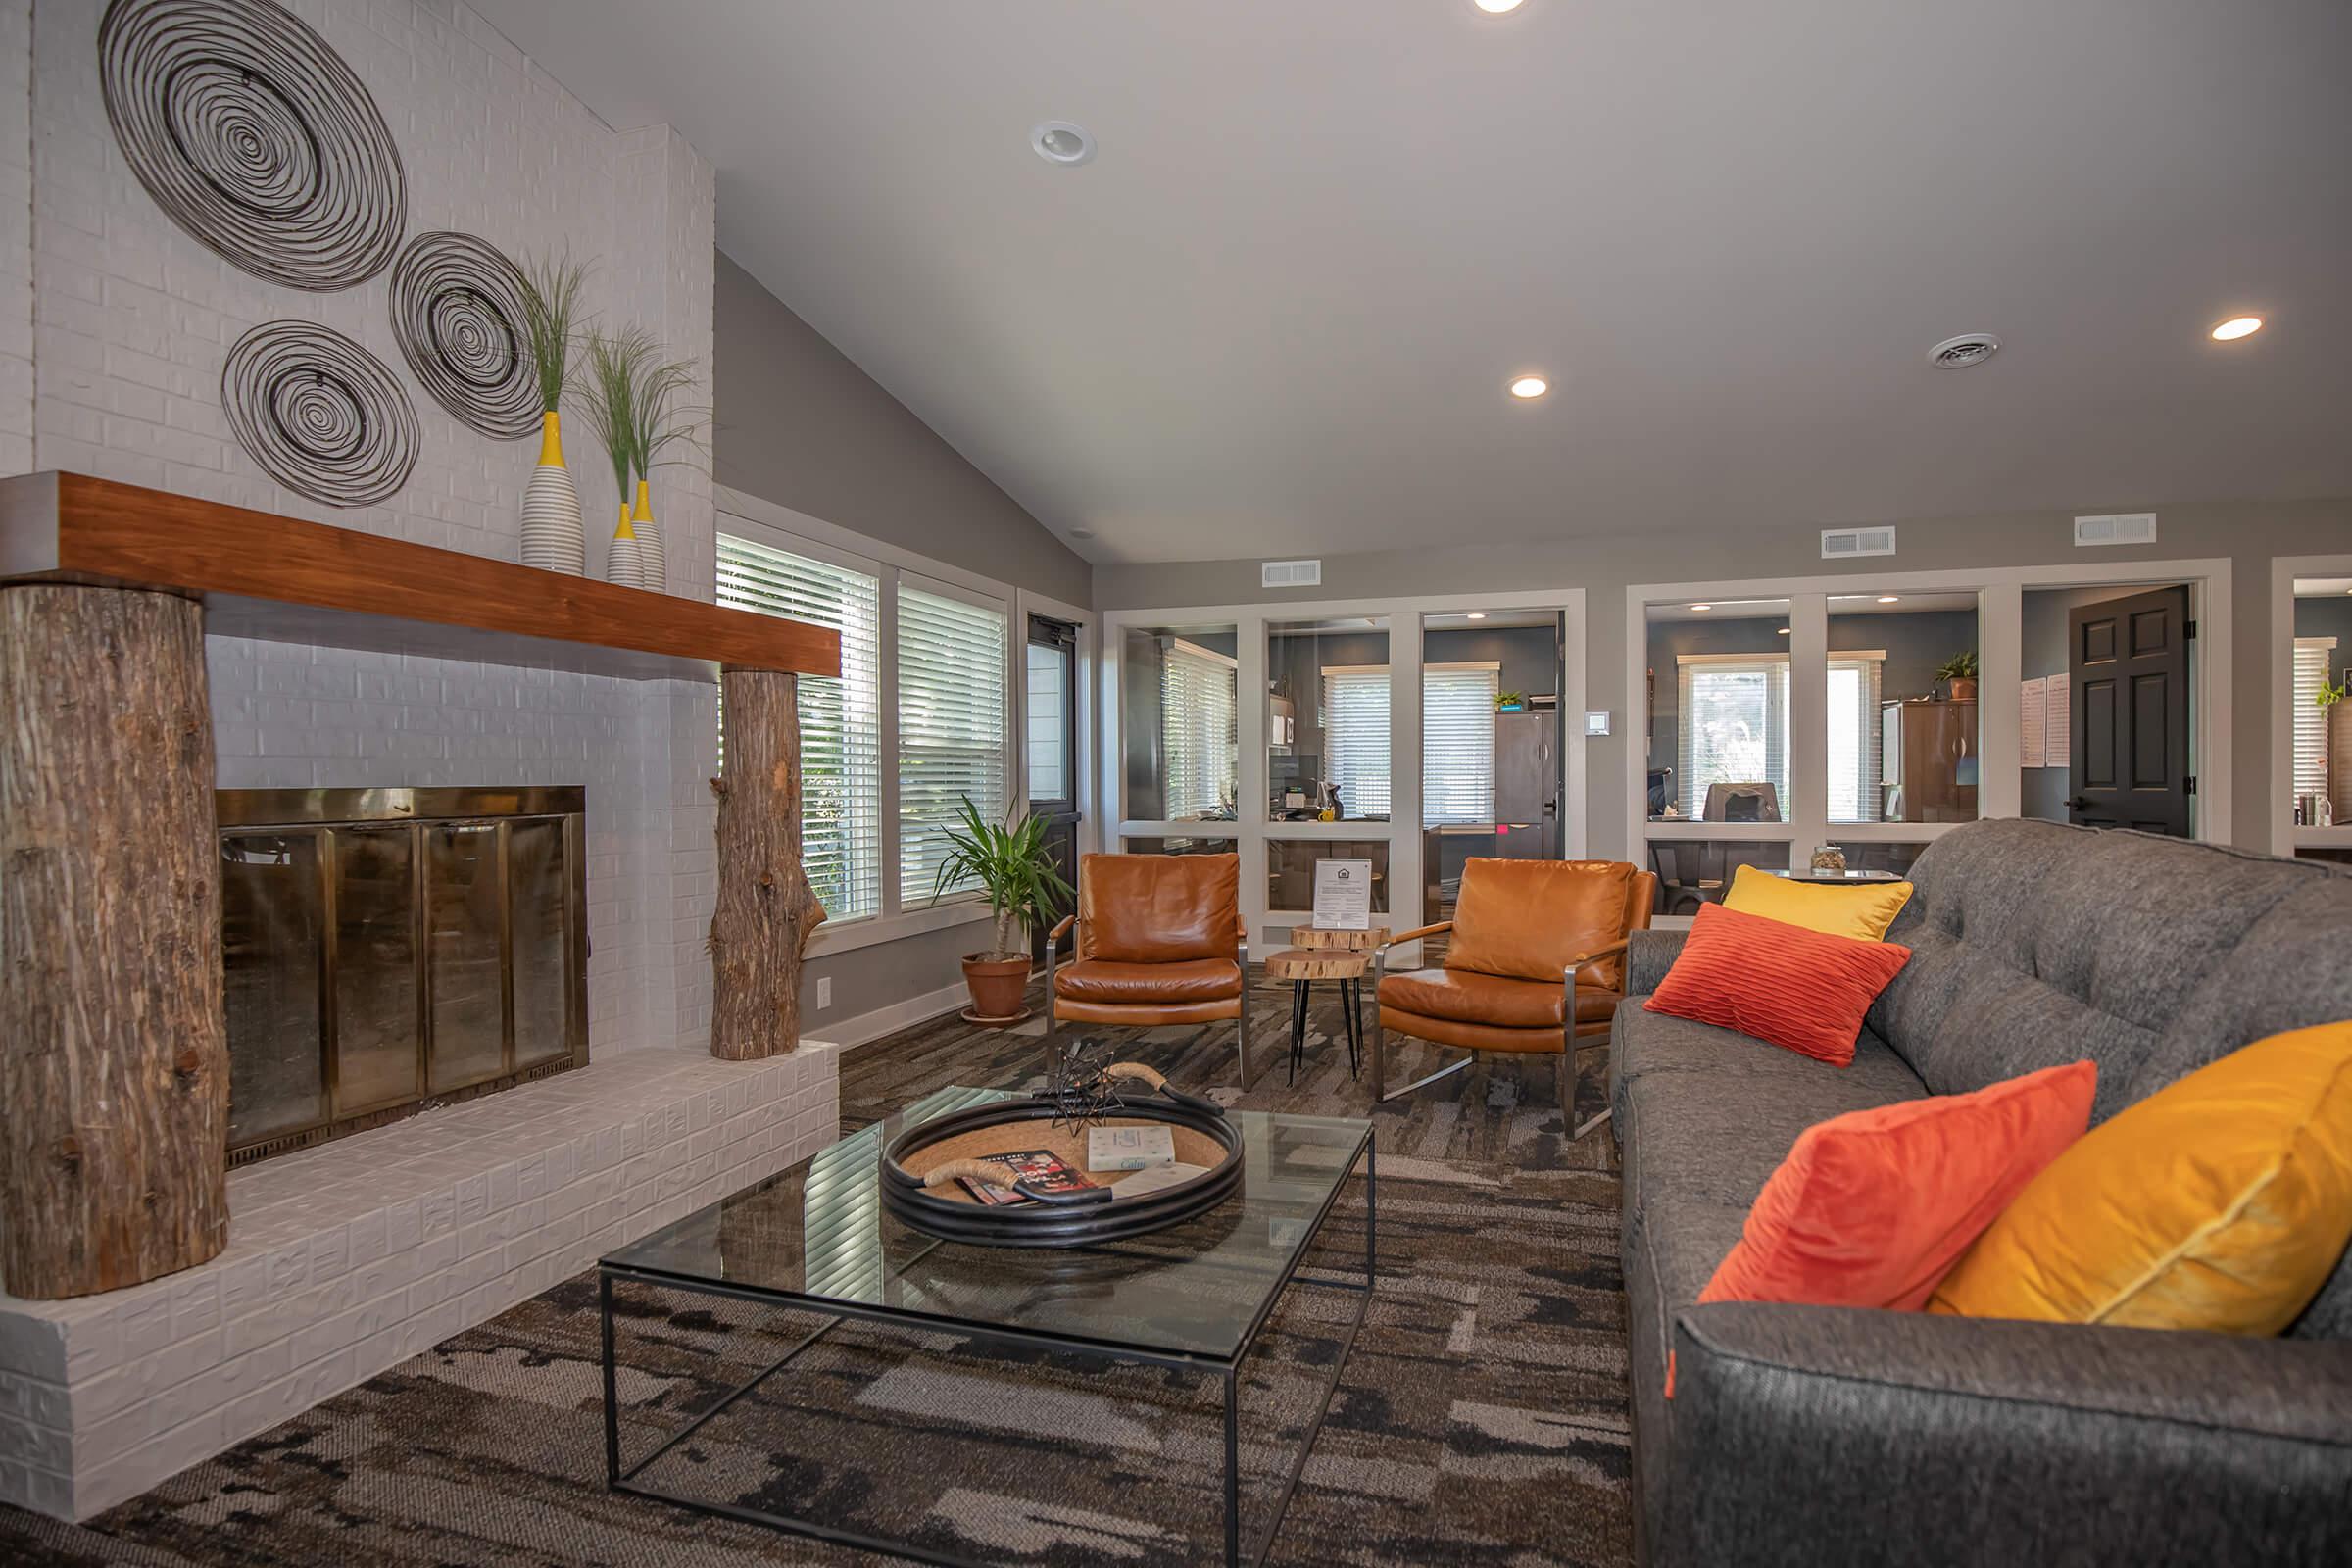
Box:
[959,954,1032,1022]
[1947,677,1979,702]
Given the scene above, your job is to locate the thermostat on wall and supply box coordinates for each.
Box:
[1585,710,1613,737]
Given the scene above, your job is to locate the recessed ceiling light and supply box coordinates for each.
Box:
[2210,316,2262,341]
[1030,121,1096,167]
[1928,333,2000,368]
[1508,374,1549,400]
[1067,526,1096,539]
[1474,0,1527,12]
[1466,612,1487,620]
[1878,595,1900,604]
[1690,604,1712,612]
[1778,627,1791,636]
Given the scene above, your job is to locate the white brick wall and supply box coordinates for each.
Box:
[0,1048,844,1520]
[18,0,723,1051]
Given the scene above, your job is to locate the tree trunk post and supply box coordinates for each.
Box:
[710,668,826,1060]
[1,585,229,1298]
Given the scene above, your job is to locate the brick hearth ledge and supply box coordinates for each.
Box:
[0,1046,843,1520]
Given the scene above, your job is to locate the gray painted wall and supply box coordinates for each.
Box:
[713,251,1091,606]
[710,251,1092,1039]
[1092,496,2352,857]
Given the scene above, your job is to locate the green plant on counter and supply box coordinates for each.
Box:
[1935,650,1981,683]
[928,796,1074,960]
[1495,689,1529,710]
[2318,670,2347,710]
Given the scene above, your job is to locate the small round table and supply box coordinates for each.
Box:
[1265,926,1389,1086]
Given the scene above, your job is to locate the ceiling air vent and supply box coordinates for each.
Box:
[1261,558,1322,589]
[2074,513,2158,547]
[1928,333,2000,368]
[1821,526,1897,560]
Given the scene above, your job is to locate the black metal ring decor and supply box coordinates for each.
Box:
[99,0,408,291]
[387,232,538,439]
[222,321,418,507]
[882,1063,1243,1248]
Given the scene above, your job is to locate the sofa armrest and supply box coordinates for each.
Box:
[1666,1303,2352,1566]
[1626,929,1686,996]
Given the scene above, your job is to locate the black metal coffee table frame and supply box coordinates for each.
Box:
[600,1133,1375,1568]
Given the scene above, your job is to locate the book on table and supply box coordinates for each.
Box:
[957,1150,1099,1205]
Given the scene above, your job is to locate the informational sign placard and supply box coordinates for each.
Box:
[1312,858,1373,930]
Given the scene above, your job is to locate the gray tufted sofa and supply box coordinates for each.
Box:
[1609,819,2352,1566]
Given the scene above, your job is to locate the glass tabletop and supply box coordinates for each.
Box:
[603,1086,1373,1362]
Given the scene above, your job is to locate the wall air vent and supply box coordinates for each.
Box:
[1261,558,1322,589]
[1820,526,1897,560]
[2074,513,2158,547]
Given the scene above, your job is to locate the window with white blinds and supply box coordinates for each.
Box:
[1678,656,1789,817]
[1423,662,1499,825]
[1827,655,1885,823]
[899,582,1009,902]
[715,534,883,920]
[2294,638,2338,807]
[1161,639,1237,820]
[1321,666,1393,818]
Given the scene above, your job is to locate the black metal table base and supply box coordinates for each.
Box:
[1287,976,1363,1085]
[603,1137,1376,1568]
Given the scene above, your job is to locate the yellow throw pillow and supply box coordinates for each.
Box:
[1720,862,1912,942]
[1930,1021,2352,1333]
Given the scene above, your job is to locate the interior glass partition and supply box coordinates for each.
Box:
[1120,623,1238,825]
[1266,617,1391,823]
[1828,591,1981,824]
[1421,609,1565,924]
[1646,599,1793,824]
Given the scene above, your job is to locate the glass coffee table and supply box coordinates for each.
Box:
[599,1085,1375,1567]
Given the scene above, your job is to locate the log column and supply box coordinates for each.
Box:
[1,585,228,1298]
[709,667,826,1060]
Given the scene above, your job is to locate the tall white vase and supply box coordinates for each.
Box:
[518,412,585,575]
[630,478,666,593]
[605,502,650,590]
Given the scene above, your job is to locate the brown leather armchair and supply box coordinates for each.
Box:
[1045,853,1253,1083]
[1372,858,1655,1107]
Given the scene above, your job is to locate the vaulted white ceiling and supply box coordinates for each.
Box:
[473,0,2352,565]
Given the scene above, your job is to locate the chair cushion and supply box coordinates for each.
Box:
[1380,1007,1561,1055]
[1447,858,1638,984]
[1381,966,1565,1029]
[1078,853,1240,964]
[1054,956,1241,1005]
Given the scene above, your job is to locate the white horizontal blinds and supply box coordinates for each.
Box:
[1423,662,1499,825]
[1827,655,1884,823]
[1678,655,1789,817]
[1320,665,1393,817]
[714,534,883,920]
[2293,638,2337,804]
[1161,638,1237,820]
[1025,642,1068,805]
[899,580,1009,902]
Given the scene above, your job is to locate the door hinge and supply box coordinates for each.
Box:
[2185,776,2197,796]
[2184,620,2197,640]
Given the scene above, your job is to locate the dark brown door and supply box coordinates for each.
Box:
[1024,614,1081,964]
[2069,586,2191,836]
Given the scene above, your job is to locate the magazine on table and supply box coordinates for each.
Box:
[957,1150,1099,1205]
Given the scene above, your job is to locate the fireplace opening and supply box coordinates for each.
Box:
[219,787,588,1166]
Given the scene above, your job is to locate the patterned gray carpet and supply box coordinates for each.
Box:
[0,975,1633,1566]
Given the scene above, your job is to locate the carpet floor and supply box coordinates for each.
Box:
[0,975,1634,1566]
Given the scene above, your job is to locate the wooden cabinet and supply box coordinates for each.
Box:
[1881,698,1979,822]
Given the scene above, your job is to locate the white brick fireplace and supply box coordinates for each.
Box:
[0,0,845,1521]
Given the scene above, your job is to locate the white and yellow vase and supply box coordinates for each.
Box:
[605,499,650,589]
[629,478,666,593]
[518,412,585,575]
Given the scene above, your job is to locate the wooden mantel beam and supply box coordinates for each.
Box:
[0,472,840,679]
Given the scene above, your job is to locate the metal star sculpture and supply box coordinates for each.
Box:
[1044,1038,1129,1135]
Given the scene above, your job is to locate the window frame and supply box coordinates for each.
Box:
[2274,555,2352,857]
[717,490,1052,959]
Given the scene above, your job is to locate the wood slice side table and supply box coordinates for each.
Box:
[1266,926,1388,1086]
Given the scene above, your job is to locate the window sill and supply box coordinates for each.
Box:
[806,898,995,958]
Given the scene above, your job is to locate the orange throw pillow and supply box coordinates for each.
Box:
[1642,901,1911,1066]
[1700,1060,2098,1313]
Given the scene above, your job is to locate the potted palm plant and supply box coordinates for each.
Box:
[929,797,1074,1024]
[1936,650,1981,702]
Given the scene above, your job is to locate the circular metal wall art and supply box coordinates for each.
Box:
[388,232,539,439]
[99,0,408,291]
[223,321,418,507]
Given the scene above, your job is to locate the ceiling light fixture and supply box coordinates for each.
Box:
[1690,604,1712,612]
[1474,0,1527,13]
[1067,526,1096,539]
[1508,374,1549,400]
[1778,627,1791,636]
[2210,316,2262,341]
[1466,612,1487,620]
[1878,595,1900,604]
[1030,121,1097,167]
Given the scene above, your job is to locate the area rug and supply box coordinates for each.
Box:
[0,978,1634,1566]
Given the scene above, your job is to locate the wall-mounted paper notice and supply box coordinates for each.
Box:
[2043,673,2070,765]
[2020,677,2047,767]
